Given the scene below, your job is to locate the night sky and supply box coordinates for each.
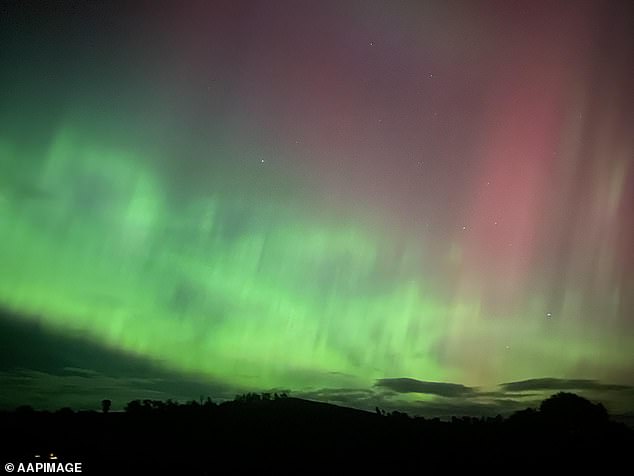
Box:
[1,0,633,418]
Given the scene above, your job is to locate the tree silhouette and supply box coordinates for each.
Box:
[101,399,112,414]
[539,392,608,429]
[57,406,74,416]
[125,399,142,413]
[3,391,630,473]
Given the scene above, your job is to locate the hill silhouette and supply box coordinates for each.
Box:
[1,392,631,473]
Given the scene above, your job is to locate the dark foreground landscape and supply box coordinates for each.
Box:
[1,392,632,473]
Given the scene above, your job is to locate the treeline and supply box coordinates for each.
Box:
[6,391,624,429]
[2,392,631,472]
[122,391,291,413]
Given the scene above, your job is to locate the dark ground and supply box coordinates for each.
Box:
[1,392,632,473]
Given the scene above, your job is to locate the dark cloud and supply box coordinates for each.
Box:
[402,398,535,419]
[0,308,235,410]
[298,387,539,419]
[3,307,633,418]
[296,388,378,408]
[0,368,170,410]
[0,365,237,412]
[61,367,99,376]
[375,378,477,398]
[478,391,542,399]
[500,378,633,392]
[0,307,167,377]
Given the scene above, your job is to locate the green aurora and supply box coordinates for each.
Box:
[0,1,632,415]
[0,124,630,401]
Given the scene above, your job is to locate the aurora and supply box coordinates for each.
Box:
[0,0,632,416]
